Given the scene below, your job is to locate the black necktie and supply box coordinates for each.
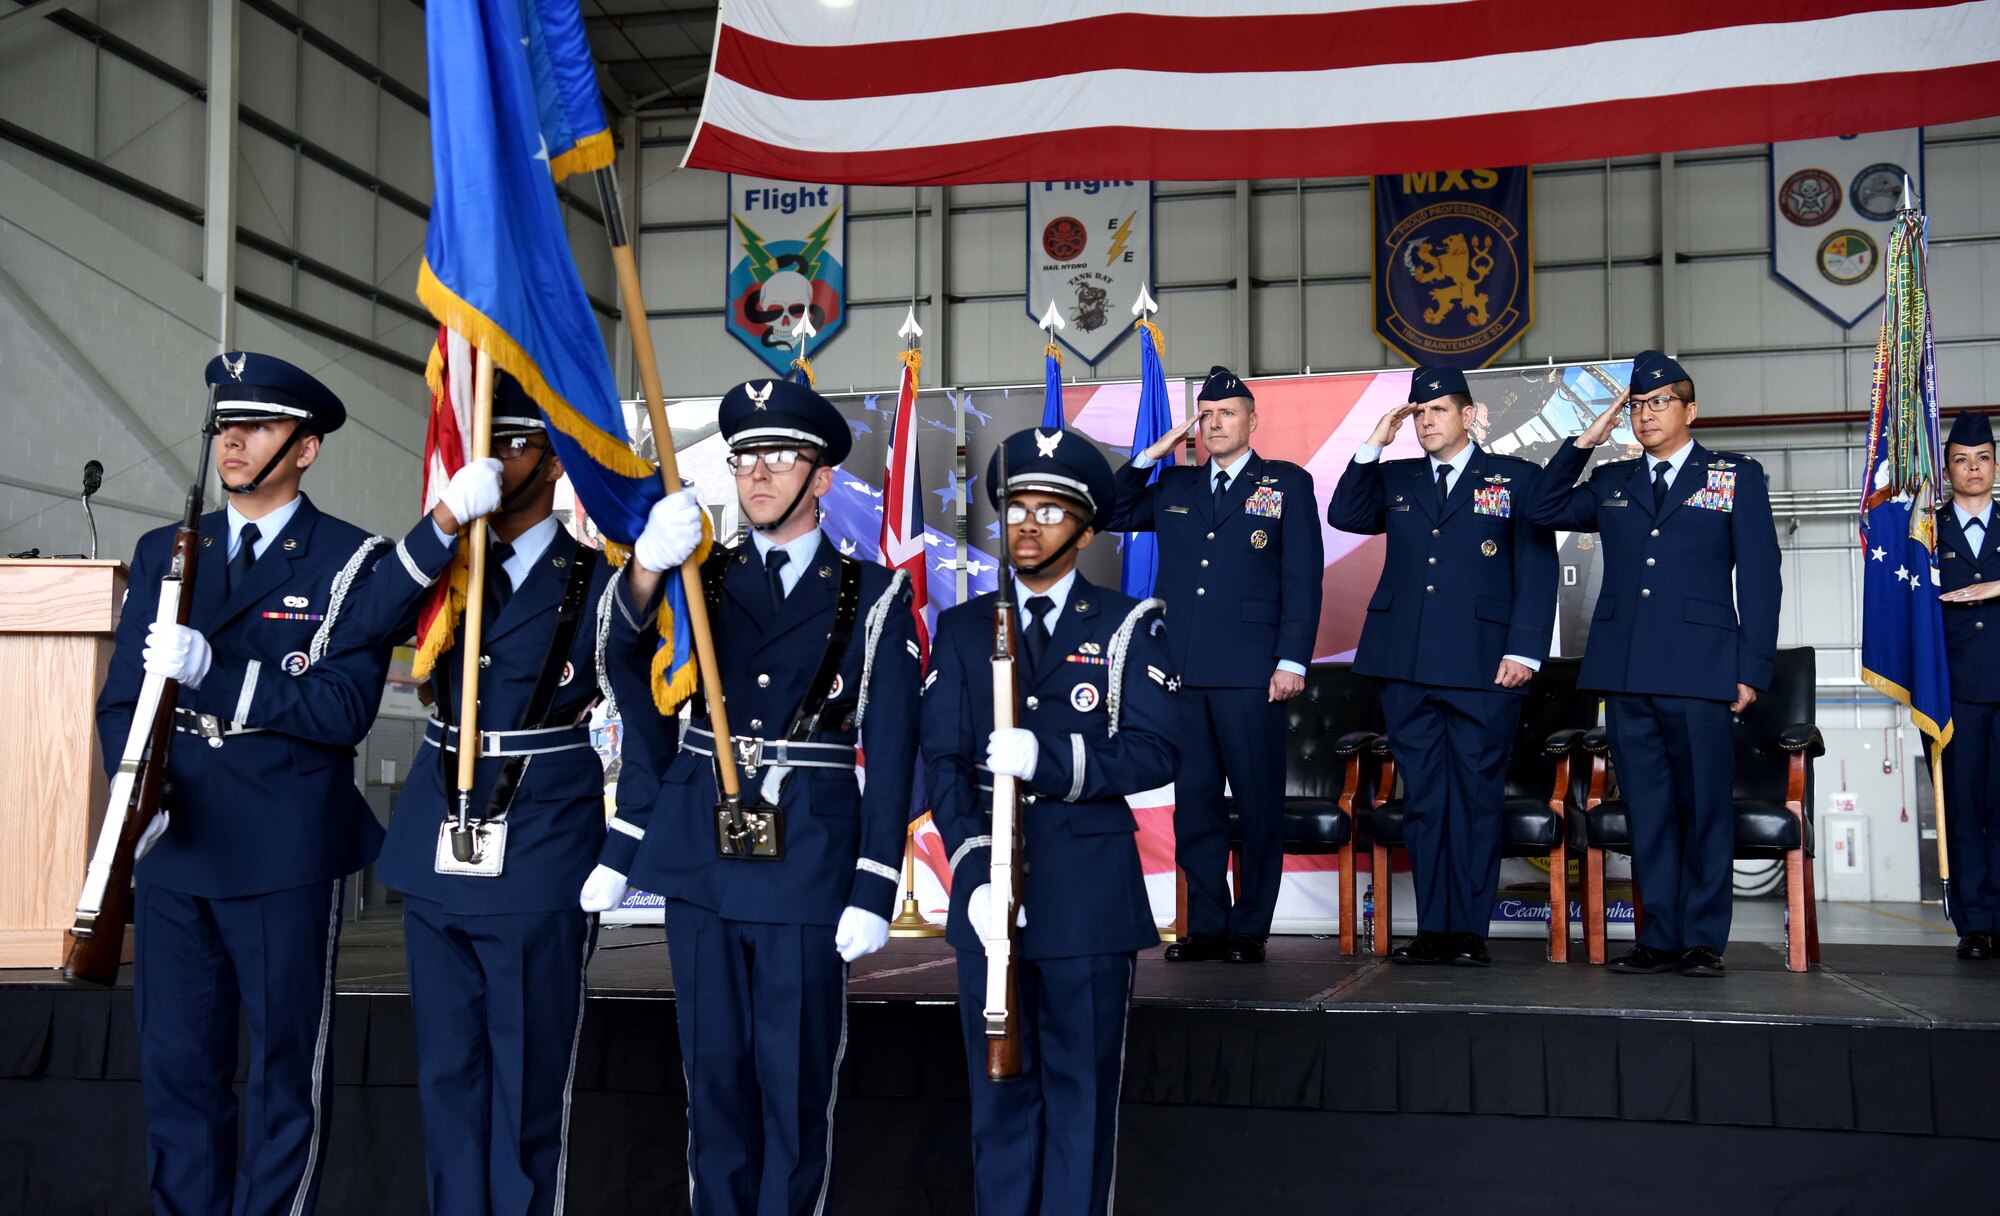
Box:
[1652,461,1673,510]
[226,523,260,595]
[484,541,515,627]
[1023,595,1054,671]
[766,548,791,615]
[1212,470,1230,513]
[1434,464,1451,511]
[1969,517,1987,555]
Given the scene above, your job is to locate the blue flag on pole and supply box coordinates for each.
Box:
[1123,318,1171,599]
[1859,207,1953,752]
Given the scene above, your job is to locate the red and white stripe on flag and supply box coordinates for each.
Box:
[879,353,930,661]
[415,326,475,671]
[687,1,2000,184]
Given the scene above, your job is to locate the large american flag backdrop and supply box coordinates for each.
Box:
[686,0,2000,185]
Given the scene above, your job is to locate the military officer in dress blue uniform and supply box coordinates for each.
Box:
[925,427,1179,1216]
[1933,411,2000,960]
[97,352,399,1216]
[1104,365,1323,963]
[335,373,624,1214]
[1527,351,1782,977]
[602,378,919,1216]
[1330,367,1559,966]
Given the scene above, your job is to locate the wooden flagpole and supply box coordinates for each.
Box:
[453,349,496,832]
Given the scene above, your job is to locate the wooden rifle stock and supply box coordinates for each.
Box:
[983,585,1026,1080]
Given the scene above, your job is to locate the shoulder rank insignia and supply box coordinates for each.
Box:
[1484,474,1511,485]
[1710,459,1736,470]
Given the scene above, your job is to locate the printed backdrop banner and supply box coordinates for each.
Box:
[1372,167,1532,369]
[725,175,847,375]
[1771,130,1924,327]
[1026,181,1153,364]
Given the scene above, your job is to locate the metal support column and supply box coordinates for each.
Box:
[1659,152,1680,357]
[924,185,949,387]
[1233,180,1252,373]
[616,112,642,398]
[203,0,240,349]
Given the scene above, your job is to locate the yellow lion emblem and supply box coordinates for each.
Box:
[1409,232,1496,326]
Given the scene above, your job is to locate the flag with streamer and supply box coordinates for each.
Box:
[1123,315,1171,599]
[1859,201,1953,768]
[420,0,702,710]
[881,345,932,658]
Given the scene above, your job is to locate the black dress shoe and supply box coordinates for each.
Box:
[1678,947,1726,977]
[1388,932,1454,965]
[1450,933,1492,968]
[1224,934,1267,964]
[1607,944,1681,974]
[1165,931,1229,962]
[1957,933,1993,961]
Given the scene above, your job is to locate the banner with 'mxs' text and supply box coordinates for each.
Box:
[1373,167,1533,369]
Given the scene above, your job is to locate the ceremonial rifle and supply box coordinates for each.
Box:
[983,442,1026,1080]
[65,396,218,986]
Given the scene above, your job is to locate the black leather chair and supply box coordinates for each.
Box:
[1173,663,1382,954]
[1576,646,1824,971]
[1366,658,1596,960]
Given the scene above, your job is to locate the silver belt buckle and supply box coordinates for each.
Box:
[734,736,764,771]
[197,712,224,749]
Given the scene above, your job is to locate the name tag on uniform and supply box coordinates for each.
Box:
[1389,504,1411,512]
[1245,487,1284,518]
[1165,505,1190,514]
[1473,486,1511,517]
[1686,469,1737,513]
[1601,497,1629,508]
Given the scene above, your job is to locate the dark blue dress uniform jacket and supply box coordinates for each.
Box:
[1528,439,1782,700]
[96,495,390,896]
[342,518,619,913]
[1103,454,1324,686]
[1329,447,1559,690]
[923,579,1179,959]
[605,534,921,924]
[1940,512,2000,703]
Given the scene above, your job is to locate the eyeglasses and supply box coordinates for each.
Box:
[1627,394,1683,414]
[495,435,545,459]
[1004,503,1079,526]
[726,448,807,475]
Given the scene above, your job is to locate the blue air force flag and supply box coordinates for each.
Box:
[1373,167,1533,369]
[726,175,846,377]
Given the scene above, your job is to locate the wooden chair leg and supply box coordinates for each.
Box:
[1338,840,1356,956]
[1804,849,1822,964]
[1584,845,1606,965]
[1800,852,1816,972]
[1548,842,1569,964]
[1372,843,1393,955]
[1173,867,1188,941]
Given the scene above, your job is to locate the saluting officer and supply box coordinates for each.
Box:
[1330,367,1558,966]
[1527,351,1782,977]
[603,378,920,1216]
[338,374,622,1214]
[924,427,1179,1216]
[1104,365,1323,963]
[97,353,397,1215]
[1934,411,2000,960]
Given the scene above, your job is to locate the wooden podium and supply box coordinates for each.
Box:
[0,559,126,967]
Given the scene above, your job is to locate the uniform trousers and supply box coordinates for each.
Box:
[955,950,1135,1216]
[1605,694,1737,952]
[402,896,595,1216]
[1378,681,1524,935]
[662,899,848,1216]
[1173,687,1287,937]
[133,877,346,1216]
[1943,700,2000,934]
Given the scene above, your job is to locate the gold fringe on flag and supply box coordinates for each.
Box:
[650,515,715,714]
[1044,340,1063,365]
[411,549,471,683]
[548,129,615,183]
[1134,316,1165,357]
[789,354,817,388]
[899,346,922,389]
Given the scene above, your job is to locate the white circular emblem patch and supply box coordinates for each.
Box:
[1070,682,1101,712]
[281,651,310,676]
[829,674,845,699]
[560,661,575,686]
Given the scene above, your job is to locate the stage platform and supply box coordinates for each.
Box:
[4,919,1997,1214]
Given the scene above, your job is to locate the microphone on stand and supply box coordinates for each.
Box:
[81,460,102,560]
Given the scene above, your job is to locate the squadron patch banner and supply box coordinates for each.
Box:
[1771,130,1923,327]
[1372,167,1532,369]
[726,175,847,375]
[1026,180,1153,365]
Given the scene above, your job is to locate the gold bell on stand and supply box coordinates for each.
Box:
[887,822,943,938]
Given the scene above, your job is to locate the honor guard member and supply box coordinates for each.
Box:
[923,427,1179,1216]
[1330,368,1558,966]
[338,373,620,1215]
[1104,365,1324,963]
[96,352,396,1216]
[602,378,920,1216]
[1527,351,1781,977]
[1934,411,2000,960]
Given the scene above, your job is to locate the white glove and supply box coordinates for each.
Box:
[134,811,170,862]
[578,864,629,912]
[437,458,503,530]
[966,883,1026,941]
[834,906,890,963]
[634,490,704,573]
[985,728,1039,782]
[144,622,212,689]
